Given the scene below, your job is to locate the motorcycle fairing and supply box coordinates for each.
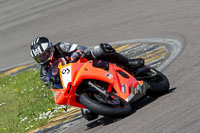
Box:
[49,59,147,107]
[110,64,146,102]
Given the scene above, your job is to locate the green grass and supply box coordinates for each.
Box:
[0,69,63,133]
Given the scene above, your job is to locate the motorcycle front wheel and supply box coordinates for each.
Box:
[79,91,132,117]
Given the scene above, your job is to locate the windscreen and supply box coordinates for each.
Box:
[46,59,64,89]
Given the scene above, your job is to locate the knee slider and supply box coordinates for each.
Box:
[100,43,115,53]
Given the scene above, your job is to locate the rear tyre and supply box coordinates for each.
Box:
[145,68,170,97]
[80,92,132,117]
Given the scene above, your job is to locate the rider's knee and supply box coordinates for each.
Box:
[91,43,115,58]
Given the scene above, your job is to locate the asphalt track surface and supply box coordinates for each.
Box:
[1,0,200,133]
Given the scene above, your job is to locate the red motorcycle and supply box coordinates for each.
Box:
[46,57,169,121]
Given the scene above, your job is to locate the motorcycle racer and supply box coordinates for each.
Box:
[30,37,145,86]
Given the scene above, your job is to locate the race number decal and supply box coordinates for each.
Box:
[62,68,70,74]
[61,66,72,88]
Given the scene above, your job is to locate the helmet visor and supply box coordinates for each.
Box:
[34,45,53,64]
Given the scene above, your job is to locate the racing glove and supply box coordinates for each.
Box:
[70,50,84,62]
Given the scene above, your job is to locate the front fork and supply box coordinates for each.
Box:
[87,81,111,99]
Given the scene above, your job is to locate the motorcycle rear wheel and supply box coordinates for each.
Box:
[145,68,170,97]
[80,91,132,117]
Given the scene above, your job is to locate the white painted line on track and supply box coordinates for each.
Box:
[0,60,35,73]
[110,38,182,71]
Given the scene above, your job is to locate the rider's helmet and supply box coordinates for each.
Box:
[30,37,54,65]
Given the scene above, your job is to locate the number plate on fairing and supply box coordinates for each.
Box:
[61,66,72,88]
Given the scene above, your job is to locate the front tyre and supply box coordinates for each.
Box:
[79,92,132,117]
[145,68,170,97]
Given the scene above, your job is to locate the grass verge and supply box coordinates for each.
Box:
[0,69,65,133]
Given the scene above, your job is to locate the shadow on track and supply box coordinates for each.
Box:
[85,87,176,131]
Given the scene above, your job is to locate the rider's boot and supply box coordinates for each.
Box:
[128,58,145,69]
[111,53,145,71]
